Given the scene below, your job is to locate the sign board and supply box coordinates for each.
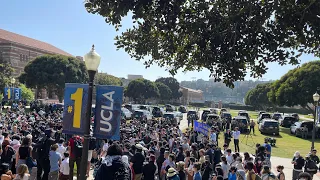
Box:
[194,120,211,137]
[94,85,123,140]
[3,88,21,100]
[317,106,320,124]
[62,84,89,135]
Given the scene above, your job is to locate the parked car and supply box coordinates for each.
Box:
[151,106,163,118]
[259,119,279,135]
[231,116,249,133]
[272,112,283,121]
[238,111,250,122]
[121,107,132,120]
[258,113,272,124]
[291,113,300,121]
[221,112,232,122]
[163,112,180,125]
[220,108,228,115]
[165,104,174,112]
[279,116,298,127]
[209,108,219,114]
[290,121,314,137]
[187,110,199,120]
[178,106,187,113]
[258,111,266,116]
[202,110,211,121]
[174,112,183,122]
[133,110,153,121]
[206,114,222,128]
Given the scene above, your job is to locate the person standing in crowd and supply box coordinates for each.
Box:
[210,129,217,145]
[193,162,202,180]
[1,139,15,170]
[142,154,157,180]
[87,136,96,177]
[224,129,232,147]
[246,161,257,180]
[131,144,145,180]
[67,135,82,180]
[11,135,21,174]
[166,168,180,180]
[56,139,66,159]
[221,156,230,180]
[59,152,70,180]
[292,151,305,180]
[232,127,240,152]
[35,128,61,180]
[276,165,285,180]
[176,161,185,180]
[304,150,319,180]
[49,144,61,180]
[261,166,276,180]
[15,164,30,180]
[16,137,33,171]
[263,138,272,167]
[228,166,237,180]
[249,120,255,135]
[95,143,132,180]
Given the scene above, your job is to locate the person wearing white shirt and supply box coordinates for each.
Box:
[226,149,233,165]
[232,127,241,152]
[60,152,70,180]
[210,129,217,144]
[57,139,66,159]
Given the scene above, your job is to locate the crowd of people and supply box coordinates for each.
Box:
[0,102,319,180]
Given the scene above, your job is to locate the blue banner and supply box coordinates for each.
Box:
[13,88,22,100]
[62,84,89,135]
[94,85,123,140]
[3,87,12,100]
[194,121,211,137]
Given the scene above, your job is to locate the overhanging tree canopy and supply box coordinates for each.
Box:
[85,0,320,87]
[95,73,122,86]
[268,61,320,112]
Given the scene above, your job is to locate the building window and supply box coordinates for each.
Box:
[22,55,25,61]
[26,56,28,61]
[20,54,22,61]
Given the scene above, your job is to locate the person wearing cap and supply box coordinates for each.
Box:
[131,144,145,180]
[142,155,157,180]
[166,167,180,180]
[261,165,276,180]
[292,151,305,180]
[304,150,319,179]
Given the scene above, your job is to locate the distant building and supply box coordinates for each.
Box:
[179,86,204,105]
[127,74,143,80]
[0,28,72,99]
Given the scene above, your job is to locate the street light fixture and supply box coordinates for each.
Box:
[79,45,101,180]
[11,78,16,87]
[311,92,320,150]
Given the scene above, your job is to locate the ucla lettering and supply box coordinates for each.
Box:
[100,91,115,133]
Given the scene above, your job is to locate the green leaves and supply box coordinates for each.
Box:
[85,0,320,87]
[94,73,122,86]
[0,53,14,95]
[155,77,182,99]
[267,60,320,111]
[155,82,172,100]
[19,83,34,102]
[244,83,273,110]
[125,78,159,102]
[19,55,88,101]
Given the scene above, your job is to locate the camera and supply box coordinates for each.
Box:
[265,137,276,146]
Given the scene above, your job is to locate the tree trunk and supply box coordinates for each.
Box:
[56,88,64,103]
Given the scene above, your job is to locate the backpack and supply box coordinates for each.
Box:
[73,137,83,158]
[306,159,318,172]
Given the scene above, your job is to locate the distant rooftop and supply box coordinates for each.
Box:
[0,29,72,56]
[180,86,203,93]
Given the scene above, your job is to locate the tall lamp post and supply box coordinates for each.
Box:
[79,45,101,180]
[312,92,320,150]
[11,78,15,87]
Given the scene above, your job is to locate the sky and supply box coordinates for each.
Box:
[0,0,317,82]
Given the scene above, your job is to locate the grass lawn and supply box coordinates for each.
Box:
[217,109,320,158]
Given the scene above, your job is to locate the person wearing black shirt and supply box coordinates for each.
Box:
[131,144,145,180]
[292,151,305,180]
[224,129,232,147]
[176,146,185,162]
[142,155,157,180]
[205,144,214,167]
[156,147,166,180]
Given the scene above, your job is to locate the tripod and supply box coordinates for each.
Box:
[241,133,255,146]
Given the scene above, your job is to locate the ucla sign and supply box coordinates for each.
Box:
[94,85,123,140]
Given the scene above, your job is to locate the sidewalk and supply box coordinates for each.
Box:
[270,156,320,180]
